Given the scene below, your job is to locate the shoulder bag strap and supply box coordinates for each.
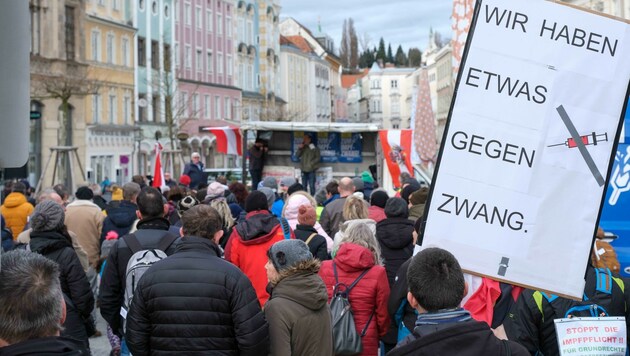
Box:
[123,233,142,254]
[304,233,317,246]
[346,267,372,294]
[157,232,178,252]
[360,311,375,337]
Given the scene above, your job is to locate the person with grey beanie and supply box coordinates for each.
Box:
[264,239,333,355]
[28,200,96,348]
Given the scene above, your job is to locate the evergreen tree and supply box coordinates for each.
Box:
[395,45,407,66]
[376,38,386,63]
[387,44,394,63]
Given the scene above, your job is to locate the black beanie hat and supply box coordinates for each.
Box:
[245,190,269,212]
[385,197,409,219]
[287,182,305,196]
[401,182,420,203]
[370,190,389,209]
[75,186,94,200]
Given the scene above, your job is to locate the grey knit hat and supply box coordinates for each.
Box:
[267,239,313,272]
[30,200,65,232]
[258,187,275,209]
[261,176,278,192]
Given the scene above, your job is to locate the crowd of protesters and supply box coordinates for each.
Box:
[0,158,628,356]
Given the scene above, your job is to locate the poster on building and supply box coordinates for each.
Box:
[421,0,630,298]
[339,133,363,163]
[379,130,415,188]
[317,132,341,163]
[554,317,626,356]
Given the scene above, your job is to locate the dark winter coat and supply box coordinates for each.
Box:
[0,336,89,356]
[99,217,179,336]
[266,259,333,356]
[224,210,293,307]
[29,231,95,345]
[386,319,529,356]
[1,215,13,252]
[92,195,108,211]
[125,237,269,356]
[319,243,391,356]
[248,145,266,170]
[294,224,329,261]
[375,218,414,286]
[183,161,207,189]
[320,196,347,237]
[100,201,138,242]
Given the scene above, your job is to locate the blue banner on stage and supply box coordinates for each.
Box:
[291,132,362,163]
[339,133,363,163]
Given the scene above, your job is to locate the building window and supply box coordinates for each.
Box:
[195,6,202,29]
[371,79,380,89]
[152,1,158,15]
[185,3,191,25]
[109,93,117,124]
[196,49,202,73]
[92,94,101,123]
[217,53,223,74]
[238,18,244,40]
[225,97,231,119]
[204,95,210,119]
[174,0,179,20]
[206,9,213,32]
[391,99,400,115]
[138,94,147,122]
[122,37,130,66]
[113,0,120,10]
[227,55,233,76]
[123,95,131,124]
[247,20,253,44]
[164,3,170,17]
[214,96,221,118]
[30,5,41,55]
[164,44,171,71]
[106,33,115,64]
[151,40,159,69]
[182,92,189,117]
[192,94,199,118]
[152,95,160,122]
[238,63,244,88]
[226,17,232,37]
[65,6,75,60]
[391,80,398,88]
[185,45,191,68]
[98,0,105,6]
[139,0,145,11]
[91,30,100,61]
[174,43,179,68]
[207,51,213,73]
[217,14,223,35]
[138,37,146,66]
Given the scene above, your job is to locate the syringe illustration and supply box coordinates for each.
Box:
[547,132,608,148]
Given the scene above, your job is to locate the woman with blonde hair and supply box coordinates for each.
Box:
[333,195,376,255]
[209,198,235,249]
[282,191,332,251]
[319,223,390,356]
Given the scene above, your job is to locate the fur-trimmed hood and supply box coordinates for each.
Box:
[270,259,328,311]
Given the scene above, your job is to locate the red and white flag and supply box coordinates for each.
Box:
[380,130,414,188]
[206,127,242,156]
[152,142,166,189]
[414,68,437,165]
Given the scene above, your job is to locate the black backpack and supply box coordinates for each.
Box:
[537,267,626,319]
[330,262,374,356]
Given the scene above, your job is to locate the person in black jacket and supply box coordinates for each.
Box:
[126,205,269,355]
[100,182,140,243]
[0,250,90,355]
[99,187,179,343]
[294,204,329,261]
[388,248,529,356]
[28,200,95,349]
[376,197,415,287]
[182,152,207,190]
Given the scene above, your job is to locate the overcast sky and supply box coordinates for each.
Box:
[279,1,452,54]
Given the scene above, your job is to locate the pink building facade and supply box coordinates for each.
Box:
[175,0,241,167]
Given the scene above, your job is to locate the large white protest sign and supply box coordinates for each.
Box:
[554,317,626,356]
[421,0,630,298]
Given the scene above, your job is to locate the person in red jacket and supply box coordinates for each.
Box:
[319,223,390,356]
[225,190,294,307]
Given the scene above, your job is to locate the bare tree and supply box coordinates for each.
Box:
[359,32,371,53]
[340,19,350,69]
[348,18,359,70]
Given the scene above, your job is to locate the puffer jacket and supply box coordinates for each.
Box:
[367,206,387,223]
[265,259,333,356]
[294,224,329,261]
[375,218,415,286]
[283,194,332,251]
[1,192,33,237]
[126,237,269,356]
[319,243,390,356]
[101,200,138,242]
[30,231,94,346]
[224,210,294,306]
